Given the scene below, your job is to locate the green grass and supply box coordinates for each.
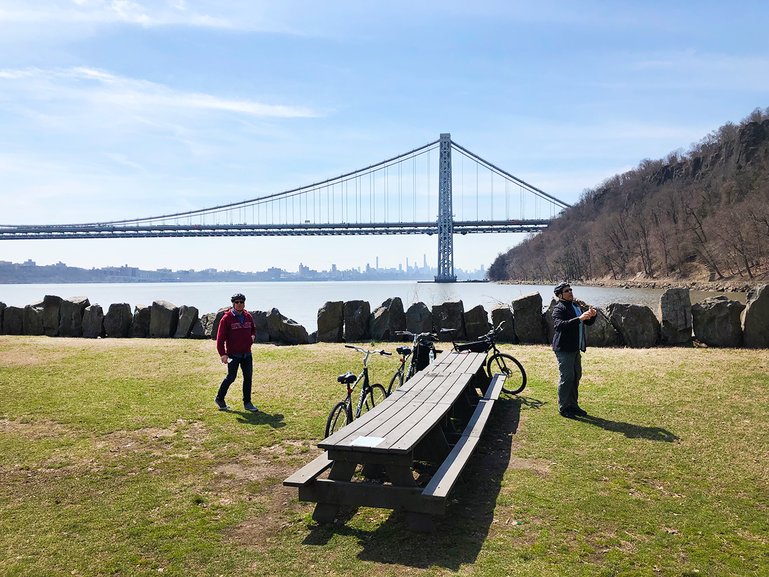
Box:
[1,336,767,577]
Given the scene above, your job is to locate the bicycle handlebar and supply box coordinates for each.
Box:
[345,344,391,356]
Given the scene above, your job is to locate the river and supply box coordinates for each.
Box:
[0,281,746,333]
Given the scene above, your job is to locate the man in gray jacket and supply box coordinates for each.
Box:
[551,282,597,418]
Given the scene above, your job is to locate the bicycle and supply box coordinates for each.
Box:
[324,345,391,438]
[446,321,527,395]
[387,330,439,395]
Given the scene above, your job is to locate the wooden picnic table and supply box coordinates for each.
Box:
[284,349,507,531]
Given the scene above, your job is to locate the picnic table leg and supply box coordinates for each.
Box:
[312,460,357,524]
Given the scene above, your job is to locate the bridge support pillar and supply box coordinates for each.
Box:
[435,133,456,283]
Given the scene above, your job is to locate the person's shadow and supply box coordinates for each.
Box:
[575,413,679,442]
[302,395,533,570]
[235,409,286,428]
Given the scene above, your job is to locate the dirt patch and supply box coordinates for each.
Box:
[0,417,73,438]
[94,419,209,455]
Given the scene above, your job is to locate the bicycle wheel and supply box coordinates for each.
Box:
[388,368,404,395]
[486,353,527,395]
[362,384,387,414]
[325,401,350,438]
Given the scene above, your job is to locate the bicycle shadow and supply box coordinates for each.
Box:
[302,396,526,570]
[575,414,679,442]
[234,410,286,428]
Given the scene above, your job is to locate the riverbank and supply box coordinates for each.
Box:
[502,274,766,294]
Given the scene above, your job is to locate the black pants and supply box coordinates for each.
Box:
[216,355,253,404]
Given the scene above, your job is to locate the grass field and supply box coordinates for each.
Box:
[1,336,767,577]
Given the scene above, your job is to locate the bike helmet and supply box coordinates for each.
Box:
[553,282,570,296]
[231,293,246,303]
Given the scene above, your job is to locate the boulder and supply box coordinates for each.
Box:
[742,284,769,348]
[82,305,105,338]
[544,299,556,344]
[659,288,692,346]
[4,306,24,335]
[585,307,621,347]
[59,297,90,337]
[42,295,62,336]
[490,306,515,343]
[189,318,207,339]
[266,308,310,344]
[343,300,371,341]
[23,305,44,336]
[406,302,432,334]
[512,292,546,344]
[208,308,229,340]
[104,303,133,338]
[606,303,660,348]
[251,310,270,343]
[174,305,199,338]
[464,305,490,340]
[0,302,5,333]
[317,301,344,342]
[432,301,465,340]
[149,300,179,338]
[692,296,744,347]
[370,297,406,341]
[131,305,151,338]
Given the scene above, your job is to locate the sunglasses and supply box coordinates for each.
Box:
[232,300,245,304]
[562,288,573,293]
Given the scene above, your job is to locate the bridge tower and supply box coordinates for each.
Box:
[435,133,456,283]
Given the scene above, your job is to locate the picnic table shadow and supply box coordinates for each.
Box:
[574,414,679,442]
[302,394,534,570]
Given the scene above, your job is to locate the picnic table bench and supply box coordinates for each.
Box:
[284,349,508,531]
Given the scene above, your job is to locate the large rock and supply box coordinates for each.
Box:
[742,284,769,348]
[42,295,62,336]
[692,296,744,347]
[82,305,105,338]
[370,297,406,341]
[606,303,660,348]
[23,305,44,335]
[432,301,465,340]
[343,300,370,341]
[189,318,206,339]
[4,306,24,335]
[317,301,344,342]
[659,288,692,346]
[464,305,490,340]
[208,308,229,340]
[512,292,546,344]
[104,303,133,338]
[131,305,151,338]
[251,310,270,343]
[174,305,199,338]
[201,312,217,339]
[491,307,516,342]
[59,297,90,337]
[0,302,5,334]
[585,307,621,347]
[149,300,179,338]
[406,302,432,334]
[267,308,310,344]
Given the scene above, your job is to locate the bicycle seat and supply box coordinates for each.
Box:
[337,372,356,384]
[396,346,412,356]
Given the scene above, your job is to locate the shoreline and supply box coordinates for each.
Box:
[499,277,762,294]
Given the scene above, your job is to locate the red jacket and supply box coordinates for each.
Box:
[216,308,256,357]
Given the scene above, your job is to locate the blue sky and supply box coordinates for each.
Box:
[1,1,768,273]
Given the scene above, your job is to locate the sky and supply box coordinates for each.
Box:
[1,1,768,274]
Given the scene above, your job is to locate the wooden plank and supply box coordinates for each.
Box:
[483,373,507,401]
[421,399,495,499]
[298,479,445,515]
[282,452,333,487]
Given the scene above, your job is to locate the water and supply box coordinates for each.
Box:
[0,281,746,333]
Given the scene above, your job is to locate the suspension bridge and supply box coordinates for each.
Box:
[0,134,570,282]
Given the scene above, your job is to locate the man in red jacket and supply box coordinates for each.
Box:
[215,293,258,412]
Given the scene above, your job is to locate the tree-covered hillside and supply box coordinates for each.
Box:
[488,108,769,285]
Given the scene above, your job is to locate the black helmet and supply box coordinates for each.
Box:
[231,293,246,303]
[553,282,571,296]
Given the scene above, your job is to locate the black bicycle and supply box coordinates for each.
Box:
[387,330,439,395]
[448,321,527,395]
[324,345,391,438]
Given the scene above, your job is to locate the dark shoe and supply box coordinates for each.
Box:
[559,410,576,418]
[244,402,259,413]
[573,407,588,417]
[215,398,229,411]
